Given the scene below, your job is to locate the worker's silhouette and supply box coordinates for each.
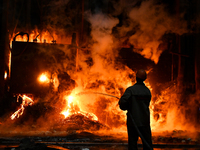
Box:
[118,69,153,150]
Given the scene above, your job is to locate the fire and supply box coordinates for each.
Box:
[10,29,72,49]
[61,95,74,118]
[4,0,198,138]
[4,71,7,80]
[7,29,194,135]
[39,73,49,83]
[8,51,11,78]
[68,95,74,103]
[10,94,34,120]
[38,72,59,91]
[61,93,98,121]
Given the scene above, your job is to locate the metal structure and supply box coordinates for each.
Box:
[10,33,77,96]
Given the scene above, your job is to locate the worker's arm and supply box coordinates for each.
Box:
[118,88,131,111]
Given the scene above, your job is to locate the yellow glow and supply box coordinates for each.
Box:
[40,75,47,82]
[4,71,7,80]
[61,110,70,118]
[38,73,50,83]
[60,93,99,121]
[9,52,11,77]
[68,96,74,104]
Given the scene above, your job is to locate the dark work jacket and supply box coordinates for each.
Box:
[118,82,151,127]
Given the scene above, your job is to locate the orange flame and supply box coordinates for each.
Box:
[38,72,59,91]
[61,94,98,121]
[38,72,50,83]
[8,28,190,133]
[10,29,72,49]
[4,71,7,80]
[10,94,34,120]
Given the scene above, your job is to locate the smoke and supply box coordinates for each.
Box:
[115,0,188,63]
[7,0,200,137]
[33,0,193,130]
[43,0,81,44]
[86,12,119,70]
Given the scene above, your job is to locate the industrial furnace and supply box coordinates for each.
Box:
[10,33,77,96]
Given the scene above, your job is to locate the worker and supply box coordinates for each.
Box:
[118,69,153,150]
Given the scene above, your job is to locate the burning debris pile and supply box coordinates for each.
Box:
[53,114,109,131]
[5,93,110,135]
[0,0,200,147]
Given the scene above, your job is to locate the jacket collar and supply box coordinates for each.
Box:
[135,82,145,85]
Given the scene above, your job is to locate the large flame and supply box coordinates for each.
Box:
[8,28,192,135]
[4,0,200,141]
[61,92,98,121]
[7,28,198,138]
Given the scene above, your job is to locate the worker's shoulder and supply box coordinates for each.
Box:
[130,83,150,91]
[131,82,145,88]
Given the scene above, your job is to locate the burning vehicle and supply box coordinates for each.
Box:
[0,0,200,149]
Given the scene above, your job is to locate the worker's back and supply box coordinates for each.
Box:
[126,82,151,127]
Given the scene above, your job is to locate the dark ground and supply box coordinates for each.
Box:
[0,131,200,150]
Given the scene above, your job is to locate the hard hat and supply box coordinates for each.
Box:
[136,69,147,81]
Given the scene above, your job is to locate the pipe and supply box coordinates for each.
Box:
[76,91,120,99]
[12,32,29,56]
